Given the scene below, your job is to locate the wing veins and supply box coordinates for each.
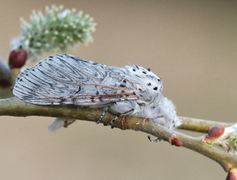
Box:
[32,92,137,101]
[84,62,137,87]
[59,56,136,88]
[43,62,134,92]
[57,57,98,84]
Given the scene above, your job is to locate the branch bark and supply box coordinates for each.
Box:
[0,97,236,174]
[178,116,235,133]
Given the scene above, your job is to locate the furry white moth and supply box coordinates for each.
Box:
[13,53,180,130]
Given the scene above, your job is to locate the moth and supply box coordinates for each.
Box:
[13,53,180,131]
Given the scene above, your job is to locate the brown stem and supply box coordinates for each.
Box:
[0,97,236,173]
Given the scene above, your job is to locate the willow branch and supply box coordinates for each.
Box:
[178,116,235,133]
[0,97,234,130]
[0,97,236,175]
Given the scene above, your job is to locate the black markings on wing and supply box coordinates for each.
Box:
[13,53,139,106]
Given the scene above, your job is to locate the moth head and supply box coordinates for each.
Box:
[126,65,163,103]
[127,64,163,92]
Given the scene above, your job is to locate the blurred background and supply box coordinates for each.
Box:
[0,0,237,179]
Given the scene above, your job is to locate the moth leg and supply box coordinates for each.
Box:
[96,107,108,124]
[108,116,118,125]
[148,136,161,143]
[48,118,75,132]
[105,108,134,126]
[103,116,119,126]
[64,119,76,128]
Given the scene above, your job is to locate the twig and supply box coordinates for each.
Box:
[178,116,235,133]
[0,97,236,177]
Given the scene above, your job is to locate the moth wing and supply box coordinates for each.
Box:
[13,53,139,106]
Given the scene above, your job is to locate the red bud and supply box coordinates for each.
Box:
[170,136,183,146]
[205,125,225,143]
[226,169,237,180]
[9,48,28,69]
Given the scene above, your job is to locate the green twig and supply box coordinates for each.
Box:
[178,116,235,133]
